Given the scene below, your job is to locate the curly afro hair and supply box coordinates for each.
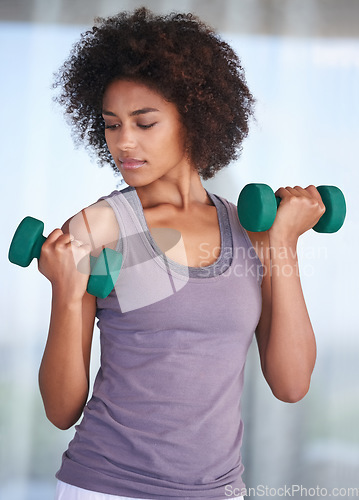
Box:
[53,7,255,180]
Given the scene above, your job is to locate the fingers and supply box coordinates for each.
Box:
[292,186,311,197]
[276,185,325,208]
[69,235,85,248]
[275,184,326,221]
[42,229,91,274]
[45,228,67,244]
[276,185,312,199]
[268,184,329,239]
[275,186,289,199]
[45,229,89,248]
[274,186,305,201]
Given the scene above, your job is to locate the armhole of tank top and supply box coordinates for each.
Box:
[96,194,127,264]
[224,198,264,286]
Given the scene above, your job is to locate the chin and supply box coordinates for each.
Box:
[122,177,150,189]
[126,173,161,187]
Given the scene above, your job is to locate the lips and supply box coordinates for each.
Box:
[120,159,146,170]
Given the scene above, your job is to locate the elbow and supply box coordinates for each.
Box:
[53,421,73,431]
[39,380,87,430]
[263,359,315,404]
[52,419,76,431]
[44,409,78,430]
[272,382,310,403]
[41,400,83,430]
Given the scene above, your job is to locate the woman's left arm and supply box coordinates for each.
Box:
[249,185,326,403]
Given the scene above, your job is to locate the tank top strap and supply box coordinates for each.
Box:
[98,186,151,266]
[212,193,264,286]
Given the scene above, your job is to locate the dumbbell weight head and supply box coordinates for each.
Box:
[313,185,346,233]
[87,248,123,299]
[237,183,277,232]
[8,216,46,267]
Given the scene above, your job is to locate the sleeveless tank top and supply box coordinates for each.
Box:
[56,186,263,499]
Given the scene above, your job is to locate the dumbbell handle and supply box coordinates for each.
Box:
[32,234,47,261]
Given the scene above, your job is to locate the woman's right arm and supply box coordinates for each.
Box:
[38,219,96,430]
[38,201,119,429]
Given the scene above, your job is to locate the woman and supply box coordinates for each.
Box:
[38,8,323,500]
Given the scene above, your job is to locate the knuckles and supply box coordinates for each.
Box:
[280,186,326,215]
[274,185,326,236]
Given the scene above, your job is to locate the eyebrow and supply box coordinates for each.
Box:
[102,107,159,117]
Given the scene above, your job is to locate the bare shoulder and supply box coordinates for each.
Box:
[62,200,120,256]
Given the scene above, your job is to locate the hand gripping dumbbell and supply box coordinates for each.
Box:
[237,184,346,233]
[8,216,123,299]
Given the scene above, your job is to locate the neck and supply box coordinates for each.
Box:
[135,168,211,212]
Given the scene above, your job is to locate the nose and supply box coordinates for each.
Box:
[117,124,136,151]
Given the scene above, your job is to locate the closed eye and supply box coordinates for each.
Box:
[138,122,157,130]
[104,123,157,130]
[104,124,119,130]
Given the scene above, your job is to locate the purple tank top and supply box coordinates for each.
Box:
[56,187,263,499]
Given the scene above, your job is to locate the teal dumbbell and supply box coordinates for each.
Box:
[8,216,122,299]
[237,184,346,233]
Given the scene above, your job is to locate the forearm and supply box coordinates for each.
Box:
[39,288,89,429]
[263,235,317,401]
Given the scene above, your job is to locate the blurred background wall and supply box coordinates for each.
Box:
[1,1,358,499]
[2,0,359,37]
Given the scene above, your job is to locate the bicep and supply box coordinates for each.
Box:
[61,218,97,380]
[61,202,119,376]
[65,201,120,257]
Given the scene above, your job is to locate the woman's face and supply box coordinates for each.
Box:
[102,79,189,187]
